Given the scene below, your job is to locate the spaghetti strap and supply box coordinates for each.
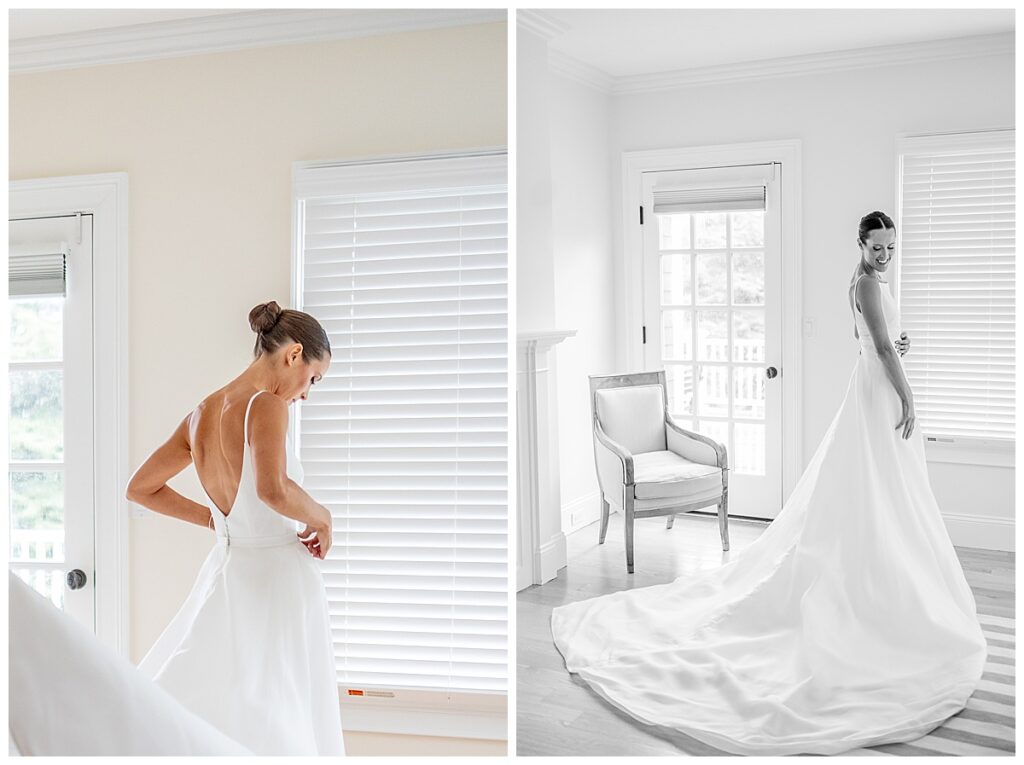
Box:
[242,390,265,449]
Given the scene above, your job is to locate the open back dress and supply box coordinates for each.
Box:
[136,389,345,755]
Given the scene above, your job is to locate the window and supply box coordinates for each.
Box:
[641,160,785,518]
[654,204,768,475]
[896,130,1014,445]
[293,151,508,698]
[9,243,68,609]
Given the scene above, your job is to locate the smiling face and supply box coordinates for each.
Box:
[280,343,331,404]
[859,226,896,274]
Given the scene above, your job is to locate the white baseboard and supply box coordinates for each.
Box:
[562,490,602,534]
[943,512,1014,552]
[339,690,506,740]
[538,533,567,582]
[559,492,1012,552]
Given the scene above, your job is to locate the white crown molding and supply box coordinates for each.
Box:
[516,9,570,42]
[611,32,1014,95]
[10,9,507,73]
[547,49,614,94]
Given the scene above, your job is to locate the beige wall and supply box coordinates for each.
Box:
[9,21,506,662]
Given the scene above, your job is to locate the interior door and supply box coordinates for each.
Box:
[8,214,96,630]
[640,164,783,518]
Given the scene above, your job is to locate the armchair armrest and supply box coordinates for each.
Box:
[593,419,635,487]
[665,414,728,470]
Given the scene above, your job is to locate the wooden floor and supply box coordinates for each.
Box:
[516,511,1015,756]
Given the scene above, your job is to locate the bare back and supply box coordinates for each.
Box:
[188,389,256,518]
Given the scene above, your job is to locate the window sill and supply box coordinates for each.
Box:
[923,437,1014,468]
[338,687,507,741]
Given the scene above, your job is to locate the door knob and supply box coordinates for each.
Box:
[66,569,87,590]
[765,366,779,379]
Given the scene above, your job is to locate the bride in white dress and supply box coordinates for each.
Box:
[550,212,988,755]
[125,301,345,755]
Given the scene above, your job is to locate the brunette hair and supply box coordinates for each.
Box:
[858,210,896,244]
[248,301,331,363]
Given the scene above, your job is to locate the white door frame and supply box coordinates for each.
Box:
[621,140,803,503]
[10,172,131,657]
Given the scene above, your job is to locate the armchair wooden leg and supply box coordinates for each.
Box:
[598,497,610,544]
[624,496,635,574]
[665,514,675,530]
[718,492,730,552]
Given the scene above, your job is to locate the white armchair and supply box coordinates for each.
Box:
[589,371,729,573]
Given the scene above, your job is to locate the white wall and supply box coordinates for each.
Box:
[516,26,557,334]
[607,51,1015,548]
[549,71,617,534]
[10,22,508,662]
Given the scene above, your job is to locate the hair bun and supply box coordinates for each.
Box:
[248,300,283,334]
[857,210,895,244]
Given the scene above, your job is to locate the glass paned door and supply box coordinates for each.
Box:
[8,215,95,629]
[641,168,783,518]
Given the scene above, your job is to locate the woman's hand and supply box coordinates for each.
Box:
[297,505,333,559]
[894,332,910,357]
[895,397,916,440]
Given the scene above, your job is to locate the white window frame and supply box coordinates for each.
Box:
[9,173,132,657]
[621,140,803,500]
[291,147,508,740]
[895,129,1015,469]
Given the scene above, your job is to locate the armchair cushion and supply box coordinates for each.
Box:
[633,450,723,500]
[594,384,667,455]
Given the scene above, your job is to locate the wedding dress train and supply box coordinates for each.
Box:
[136,389,345,755]
[550,277,987,755]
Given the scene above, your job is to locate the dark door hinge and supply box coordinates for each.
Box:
[642,325,647,344]
[639,205,644,225]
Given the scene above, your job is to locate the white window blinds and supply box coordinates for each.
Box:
[650,162,774,213]
[652,186,765,213]
[8,242,68,297]
[897,130,1015,443]
[293,151,508,694]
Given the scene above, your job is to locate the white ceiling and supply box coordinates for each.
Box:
[538,9,1015,77]
[9,10,243,40]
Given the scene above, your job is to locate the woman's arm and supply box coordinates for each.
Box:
[125,414,214,529]
[856,277,916,439]
[248,393,331,530]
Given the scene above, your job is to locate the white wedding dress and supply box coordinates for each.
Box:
[136,389,345,755]
[550,275,987,755]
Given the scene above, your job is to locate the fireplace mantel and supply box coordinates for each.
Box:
[516,330,575,590]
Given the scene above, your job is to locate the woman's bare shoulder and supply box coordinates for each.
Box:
[192,383,239,413]
[185,390,225,450]
[247,390,288,441]
[853,271,881,309]
[188,388,233,429]
[854,272,881,299]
